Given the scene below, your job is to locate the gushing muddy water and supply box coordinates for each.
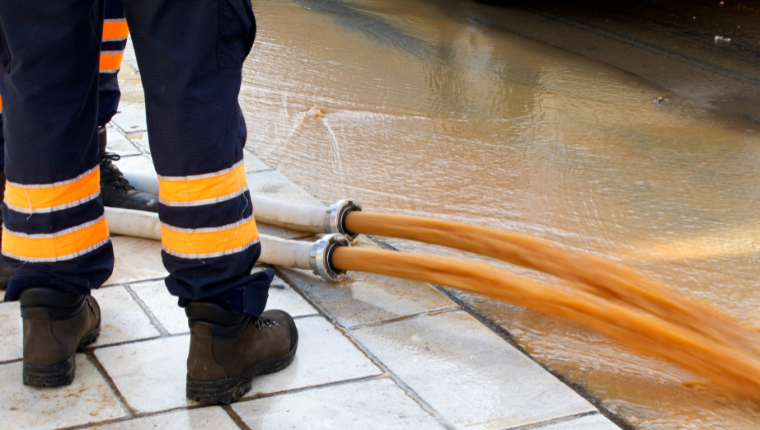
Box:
[241,0,760,428]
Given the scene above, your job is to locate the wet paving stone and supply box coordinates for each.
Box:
[246,170,324,206]
[105,236,168,287]
[233,378,446,430]
[88,407,239,430]
[90,286,161,347]
[351,311,597,430]
[0,354,126,429]
[0,301,21,362]
[541,414,620,430]
[105,126,142,157]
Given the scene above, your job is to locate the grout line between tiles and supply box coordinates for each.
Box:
[0,358,22,366]
[82,333,187,354]
[110,122,147,155]
[103,276,167,289]
[504,411,600,430]
[274,267,458,430]
[85,350,136,419]
[236,374,385,403]
[346,305,460,330]
[245,168,272,174]
[222,405,253,430]
[124,284,171,337]
[293,314,321,320]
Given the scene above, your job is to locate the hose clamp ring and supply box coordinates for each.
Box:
[309,234,349,281]
[325,199,362,241]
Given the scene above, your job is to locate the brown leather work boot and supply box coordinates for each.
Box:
[19,287,101,387]
[185,301,298,404]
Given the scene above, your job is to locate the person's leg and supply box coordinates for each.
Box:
[0,0,109,385]
[98,0,159,212]
[97,0,127,129]
[125,0,297,403]
[0,101,12,290]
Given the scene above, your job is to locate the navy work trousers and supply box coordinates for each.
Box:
[0,0,272,316]
[0,0,125,168]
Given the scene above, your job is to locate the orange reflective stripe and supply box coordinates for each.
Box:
[161,217,259,257]
[158,163,247,205]
[0,95,3,113]
[2,217,110,261]
[102,20,129,40]
[100,52,124,71]
[4,168,100,211]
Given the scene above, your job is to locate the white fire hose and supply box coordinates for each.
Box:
[104,207,349,281]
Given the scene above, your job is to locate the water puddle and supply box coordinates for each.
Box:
[241,0,760,427]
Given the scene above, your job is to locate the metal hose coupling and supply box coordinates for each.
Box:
[309,234,350,281]
[325,199,362,241]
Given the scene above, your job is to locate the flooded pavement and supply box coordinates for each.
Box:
[241,0,760,428]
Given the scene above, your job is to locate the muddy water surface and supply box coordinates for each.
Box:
[241,0,760,428]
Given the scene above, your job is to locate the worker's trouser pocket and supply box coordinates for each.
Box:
[217,0,256,69]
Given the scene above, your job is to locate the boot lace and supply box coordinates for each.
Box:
[100,152,136,194]
[254,318,279,329]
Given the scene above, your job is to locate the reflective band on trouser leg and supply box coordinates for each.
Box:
[158,161,247,207]
[2,217,110,262]
[100,52,125,73]
[102,19,129,41]
[4,166,101,212]
[161,217,259,259]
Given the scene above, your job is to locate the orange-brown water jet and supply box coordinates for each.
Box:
[345,212,760,354]
[332,246,760,403]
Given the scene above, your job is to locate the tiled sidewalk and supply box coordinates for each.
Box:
[0,42,621,430]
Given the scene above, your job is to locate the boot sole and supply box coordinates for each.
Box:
[186,315,299,404]
[22,321,101,387]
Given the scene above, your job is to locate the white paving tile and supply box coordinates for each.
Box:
[539,414,620,430]
[89,406,239,430]
[106,236,167,286]
[127,131,151,155]
[257,222,309,239]
[233,378,445,430]
[264,273,319,318]
[253,316,381,395]
[130,280,187,335]
[281,267,455,328]
[96,316,380,413]
[0,301,21,362]
[244,148,270,173]
[114,154,156,177]
[246,170,323,206]
[0,354,126,429]
[106,126,141,156]
[112,104,147,133]
[351,311,596,430]
[91,286,160,346]
[95,335,194,413]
